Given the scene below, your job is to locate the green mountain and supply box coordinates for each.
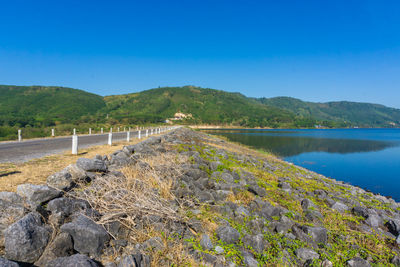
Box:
[103,86,297,127]
[258,96,400,127]
[0,85,106,127]
[1,85,399,131]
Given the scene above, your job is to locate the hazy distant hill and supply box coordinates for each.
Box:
[258,96,400,127]
[0,85,106,127]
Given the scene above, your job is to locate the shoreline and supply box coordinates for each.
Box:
[205,130,399,201]
[191,125,400,130]
[202,128,400,202]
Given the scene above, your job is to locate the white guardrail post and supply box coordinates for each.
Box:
[138,129,141,139]
[89,128,92,135]
[73,128,76,135]
[101,128,103,134]
[127,127,130,142]
[146,129,148,137]
[18,129,22,142]
[108,132,113,146]
[72,134,78,155]
[51,128,55,137]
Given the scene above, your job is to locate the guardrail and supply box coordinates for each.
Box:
[15,126,179,155]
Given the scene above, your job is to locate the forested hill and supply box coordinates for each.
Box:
[1,85,400,129]
[0,85,106,127]
[103,86,297,127]
[258,96,400,127]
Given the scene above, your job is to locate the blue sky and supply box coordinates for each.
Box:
[0,0,399,107]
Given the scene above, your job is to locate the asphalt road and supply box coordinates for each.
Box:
[0,131,141,163]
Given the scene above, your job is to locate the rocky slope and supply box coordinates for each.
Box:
[0,128,400,266]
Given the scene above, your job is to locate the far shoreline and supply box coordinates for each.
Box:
[189,125,400,130]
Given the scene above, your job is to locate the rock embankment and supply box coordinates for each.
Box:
[0,128,400,266]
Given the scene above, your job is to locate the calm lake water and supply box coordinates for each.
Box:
[202,128,400,201]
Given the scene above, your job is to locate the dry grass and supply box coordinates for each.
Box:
[73,152,188,239]
[150,239,198,266]
[226,190,255,205]
[71,151,200,265]
[0,138,145,192]
[102,223,198,266]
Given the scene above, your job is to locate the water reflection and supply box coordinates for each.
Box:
[203,130,394,157]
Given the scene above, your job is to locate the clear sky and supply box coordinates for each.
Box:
[0,1,399,107]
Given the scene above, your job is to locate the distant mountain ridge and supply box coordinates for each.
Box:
[1,84,399,128]
[258,96,400,127]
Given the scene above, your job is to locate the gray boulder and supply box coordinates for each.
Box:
[275,215,294,234]
[215,246,224,254]
[347,257,371,267]
[247,218,264,233]
[352,206,369,218]
[123,145,136,154]
[0,258,19,267]
[322,259,334,267]
[110,152,132,167]
[118,254,150,267]
[331,202,349,213]
[76,158,107,172]
[386,219,400,236]
[235,206,250,217]
[16,184,61,205]
[196,191,215,203]
[61,215,110,257]
[195,251,217,265]
[304,210,323,222]
[260,202,281,219]
[292,225,317,249]
[46,197,95,218]
[47,164,87,191]
[45,254,99,267]
[247,184,267,197]
[0,198,26,246]
[365,214,382,228]
[0,192,24,205]
[314,189,327,199]
[301,199,317,211]
[216,226,240,244]
[242,234,267,254]
[296,248,319,261]
[34,232,74,266]
[4,212,51,263]
[184,168,208,180]
[278,182,291,191]
[47,169,73,191]
[243,254,259,267]
[302,226,328,245]
[392,255,400,266]
[200,234,214,251]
